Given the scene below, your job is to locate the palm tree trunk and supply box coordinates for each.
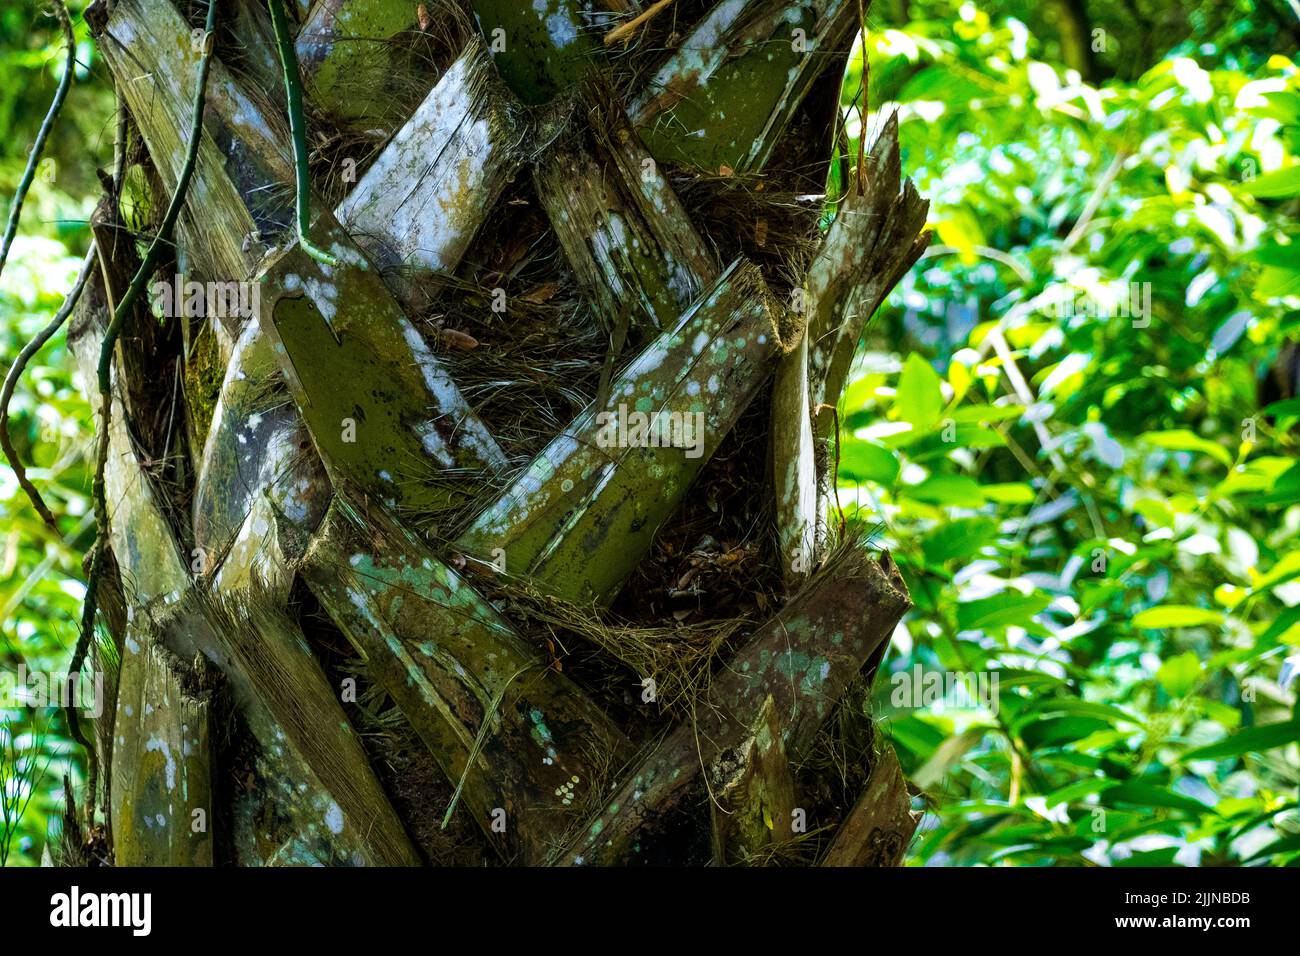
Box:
[73,0,929,866]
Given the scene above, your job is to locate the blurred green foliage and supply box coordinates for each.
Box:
[1,0,109,866]
[839,0,1300,864]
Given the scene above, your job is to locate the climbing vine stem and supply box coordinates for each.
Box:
[266,0,339,267]
[0,1,75,282]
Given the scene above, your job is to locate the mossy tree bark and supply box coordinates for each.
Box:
[71,0,928,866]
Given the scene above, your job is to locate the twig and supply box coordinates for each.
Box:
[266,0,339,266]
[1061,149,1128,252]
[603,0,675,46]
[0,1,75,283]
[985,325,1106,540]
[0,243,98,529]
[72,0,221,767]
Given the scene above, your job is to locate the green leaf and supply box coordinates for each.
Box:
[1260,605,1300,645]
[1250,90,1300,125]
[837,375,877,417]
[1241,834,1300,863]
[902,474,985,507]
[1252,550,1300,594]
[1139,429,1233,467]
[922,517,998,565]
[1260,397,1300,424]
[1019,715,1112,748]
[882,715,948,757]
[897,63,993,103]
[991,669,1069,692]
[956,592,1051,631]
[911,725,992,790]
[1241,165,1300,199]
[1257,265,1300,298]
[1045,777,1120,809]
[1157,651,1202,696]
[981,482,1036,504]
[1106,781,1214,815]
[895,353,944,432]
[838,439,900,486]
[1027,699,1147,728]
[1114,847,1181,866]
[1258,461,1300,506]
[1217,455,1298,498]
[907,424,1007,461]
[1132,606,1225,629]
[1182,721,1300,761]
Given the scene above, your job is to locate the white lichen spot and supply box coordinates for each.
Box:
[145,736,177,790]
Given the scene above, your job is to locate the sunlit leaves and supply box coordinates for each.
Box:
[836,0,1299,868]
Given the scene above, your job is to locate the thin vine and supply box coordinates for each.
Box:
[0,1,75,281]
[265,0,339,267]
